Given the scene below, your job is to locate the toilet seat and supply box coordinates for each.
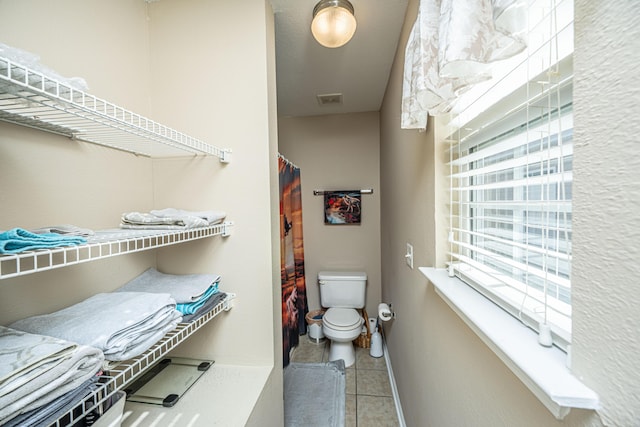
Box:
[323,308,362,331]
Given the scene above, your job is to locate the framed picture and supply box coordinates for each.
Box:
[324,191,361,224]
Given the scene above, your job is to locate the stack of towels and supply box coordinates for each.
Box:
[116,268,226,322]
[0,326,104,426]
[8,268,226,365]
[121,208,226,230]
[10,292,182,363]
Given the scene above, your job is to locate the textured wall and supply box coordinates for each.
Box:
[572,2,640,426]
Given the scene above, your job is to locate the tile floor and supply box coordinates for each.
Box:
[290,336,400,427]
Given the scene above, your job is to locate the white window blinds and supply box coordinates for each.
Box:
[446,0,574,348]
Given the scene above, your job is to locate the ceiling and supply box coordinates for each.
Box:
[270,0,409,118]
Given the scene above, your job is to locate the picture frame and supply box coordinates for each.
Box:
[324,191,361,224]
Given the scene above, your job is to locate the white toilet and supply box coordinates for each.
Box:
[318,271,367,367]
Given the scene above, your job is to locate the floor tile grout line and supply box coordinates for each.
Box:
[353,394,357,427]
[356,392,395,398]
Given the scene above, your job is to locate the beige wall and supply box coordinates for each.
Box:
[146,0,276,367]
[264,0,285,423]
[379,0,638,426]
[0,0,283,424]
[277,112,382,317]
[0,0,155,323]
[0,0,152,115]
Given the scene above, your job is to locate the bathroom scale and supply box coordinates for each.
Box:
[124,357,213,407]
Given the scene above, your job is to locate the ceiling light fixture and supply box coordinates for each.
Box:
[311,0,357,48]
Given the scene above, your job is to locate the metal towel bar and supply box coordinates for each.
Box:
[313,189,373,195]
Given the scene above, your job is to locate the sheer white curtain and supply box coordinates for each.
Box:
[401,0,527,130]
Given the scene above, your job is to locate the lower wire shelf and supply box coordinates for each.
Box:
[47,293,236,427]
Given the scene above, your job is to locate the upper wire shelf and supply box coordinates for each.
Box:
[0,56,231,161]
[0,222,234,280]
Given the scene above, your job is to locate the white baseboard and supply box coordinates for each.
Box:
[382,334,406,427]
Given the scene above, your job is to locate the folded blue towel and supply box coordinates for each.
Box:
[0,228,87,254]
[182,292,228,323]
[176,284,219,315]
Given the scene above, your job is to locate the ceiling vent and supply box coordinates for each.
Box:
[316,93,343,106]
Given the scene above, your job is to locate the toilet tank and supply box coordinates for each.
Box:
[318,271,367,308]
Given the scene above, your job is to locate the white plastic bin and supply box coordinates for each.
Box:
[305,310,326,344]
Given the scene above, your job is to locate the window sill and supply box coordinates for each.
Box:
[419,267,599,420]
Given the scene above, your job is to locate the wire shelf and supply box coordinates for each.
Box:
[0,56,231,161]
[0,222,234,280]
[48,293,237,427]
[1,55,237,426]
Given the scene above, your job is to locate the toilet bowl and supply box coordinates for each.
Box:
[322,307,363,367]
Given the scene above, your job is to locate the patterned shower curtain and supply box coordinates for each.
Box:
[278,155,308,367]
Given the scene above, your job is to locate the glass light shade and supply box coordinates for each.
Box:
[311,1,357,48]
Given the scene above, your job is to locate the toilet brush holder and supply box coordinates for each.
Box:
[369,330,383,358]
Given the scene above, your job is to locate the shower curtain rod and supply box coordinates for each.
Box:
[313,189,374,195]
[278,153,299,169]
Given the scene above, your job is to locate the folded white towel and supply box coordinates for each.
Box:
[0,43,89,91]
[30,224,94,237]
[120,209,226,230]
[121,212,209,228]
[116,268,221,304]
[0,326,103,425]
[150,208,226,225]
[10,292,181,362]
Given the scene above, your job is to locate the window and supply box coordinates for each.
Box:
[446,0,574,349]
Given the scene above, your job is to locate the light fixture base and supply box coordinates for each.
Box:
[313,0,354,17]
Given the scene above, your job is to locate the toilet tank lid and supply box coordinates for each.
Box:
[318,271,367,281]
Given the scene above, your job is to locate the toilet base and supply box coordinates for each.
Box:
[327,340,356,367]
